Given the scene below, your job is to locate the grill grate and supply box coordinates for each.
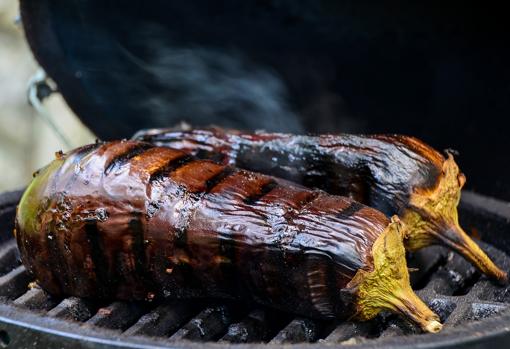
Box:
[1,190,510,348]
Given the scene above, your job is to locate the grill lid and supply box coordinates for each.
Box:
[19,0,510,201]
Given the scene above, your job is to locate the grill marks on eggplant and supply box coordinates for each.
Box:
[187,169,279,298]
[17,141,394,319]
[336,202,364,221]
[169,161,227,194]
[204,167,236,193]
[61,143,102,190]
[129,214,148,284]
[45,229,66,294]
[305,256,337,317]
[140,129,439,213]
[68,142,102,167]
[50,143,102,195]
[160,157,240,297]
[145,129,510,286]
[84,221,112,298]
[203,172,281,303]
[148,155,194,184]
[243,180,278,205]
[273,189,320,227]
[261,187,322,310]
[104,143,154,175]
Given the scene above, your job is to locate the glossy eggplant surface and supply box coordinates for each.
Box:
[15,141,440,332]
[136,128,508,283]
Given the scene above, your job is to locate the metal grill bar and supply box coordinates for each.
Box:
[220,309,291,343]
[323,321,373,343]
[13,287,58,310]
[269,318,319,344]
[0,240,19,275]
[86,302,149,330]
[169,305,237,342]
[123,302,200,337]
[408,246,448,289]
[0,265,30,299]
[47,297,96,321]
[0,241,507,346]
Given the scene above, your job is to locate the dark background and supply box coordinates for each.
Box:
[20,0,510,200]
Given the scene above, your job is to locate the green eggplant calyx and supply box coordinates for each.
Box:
[403,154,508,284]
[349,216,442,333]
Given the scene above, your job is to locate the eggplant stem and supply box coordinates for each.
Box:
[350,216,442,333]
[402,154,508,284]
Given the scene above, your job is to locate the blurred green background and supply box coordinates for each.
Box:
[0,1,95,192]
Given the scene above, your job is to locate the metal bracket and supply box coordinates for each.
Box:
[27,69,73,149]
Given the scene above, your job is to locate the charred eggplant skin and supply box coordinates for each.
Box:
[17,141,443,331]
[135,128,507,283]
[16,141,392,319]
[135,129,442,216]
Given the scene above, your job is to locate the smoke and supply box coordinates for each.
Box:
[114,25,303,133]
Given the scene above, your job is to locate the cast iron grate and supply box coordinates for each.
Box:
[1,190,510,348]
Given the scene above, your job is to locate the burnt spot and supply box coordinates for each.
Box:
[205,167,236,192]
[129,214,147,278]
[194,148,228,164]
[85,221,113,298]
[283,191,320,224]
[104,143,154,175]
[243,180,278,205]
[45,231,66,294]
[69,143,102,166]
[146,201,160,219]
[174,227,187,247]
[128,214,157,297]
[336,201,364,220]
[174,191,203,250]
[217,237,238,292]
[297,191,321,209]
[77,142,102,154]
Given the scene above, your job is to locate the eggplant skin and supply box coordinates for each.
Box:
[135,128,510,285]
[15,140,391,320]
[136,129,444,217]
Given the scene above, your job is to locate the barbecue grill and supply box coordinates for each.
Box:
[2,190,510,348]
[2,0,510,348]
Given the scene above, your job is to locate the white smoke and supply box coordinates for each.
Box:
[115,25,303,132]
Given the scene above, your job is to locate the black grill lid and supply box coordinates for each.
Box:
[19,0,510,201]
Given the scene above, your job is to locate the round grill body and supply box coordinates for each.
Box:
[1,189,510,348]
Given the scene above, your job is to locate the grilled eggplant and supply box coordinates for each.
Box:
[135,128,508,283]
[15,141,441,332]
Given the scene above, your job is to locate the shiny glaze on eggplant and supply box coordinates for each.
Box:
[135,128,509,285]
[15,141,392,319]
[136,128,443,216]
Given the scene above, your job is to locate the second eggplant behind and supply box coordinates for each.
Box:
[136,128,507,283]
